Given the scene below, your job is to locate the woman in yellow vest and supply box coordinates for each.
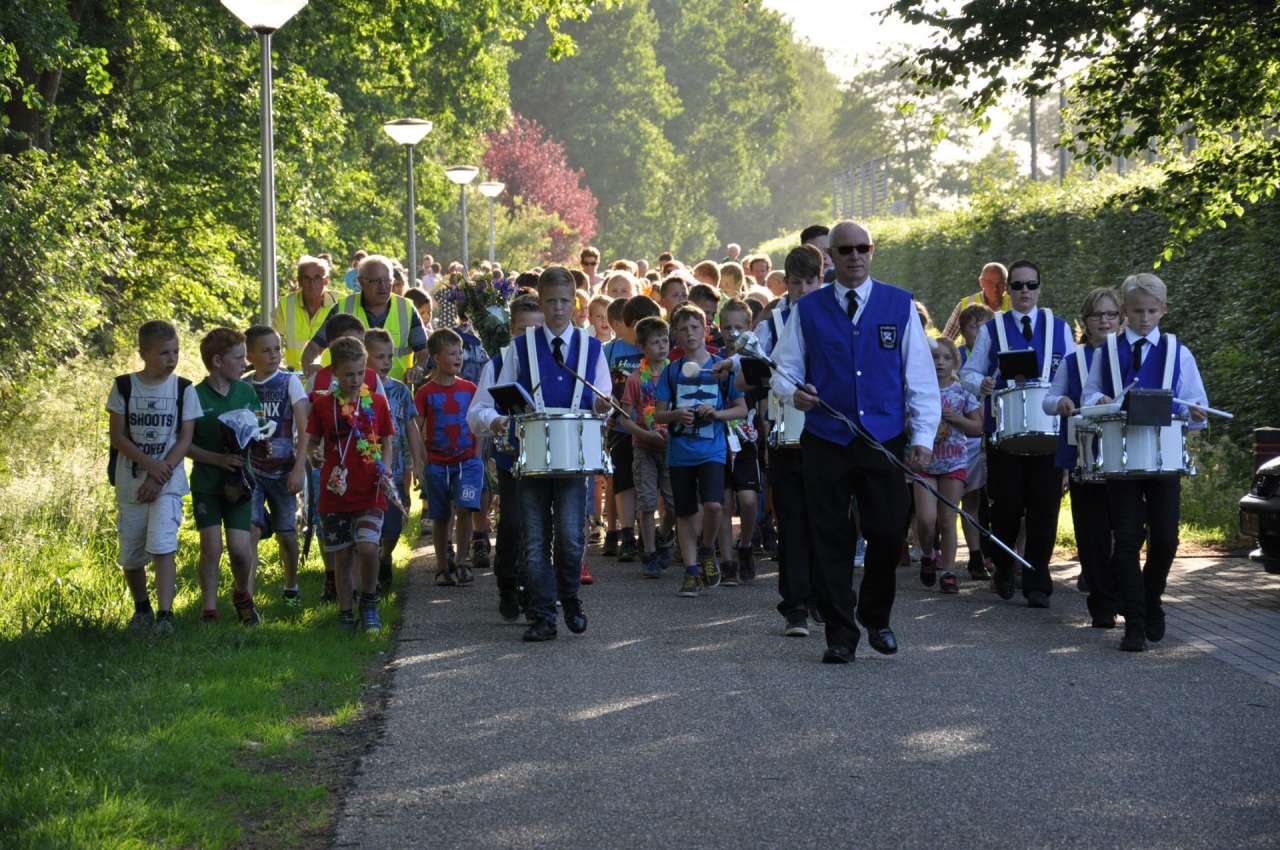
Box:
[941,262,1012,340]
[272,255,339,371]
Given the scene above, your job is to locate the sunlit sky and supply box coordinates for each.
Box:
[763,0,936,80]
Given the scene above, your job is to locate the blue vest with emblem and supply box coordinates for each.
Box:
[1099,333,1183,404]
[489,350,518,473]
[980,309,1071,434]
[795,279,911,444]
[1055,345,1097,471]
[515,328,602,411]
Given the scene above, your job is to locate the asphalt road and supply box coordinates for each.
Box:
[334,546,1280,850]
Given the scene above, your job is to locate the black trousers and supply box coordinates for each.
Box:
[771,447,814,618]
[987,446,1060,596]
[493,466,525,592]
[1106,476,1180,628]
[801,430,910,650]
[1069,478,1117,620]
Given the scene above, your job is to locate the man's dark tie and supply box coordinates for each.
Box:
[846,291,859,320]
[552,337,565,366]
[1021,315,1033,341]
[1131,338,1145,377]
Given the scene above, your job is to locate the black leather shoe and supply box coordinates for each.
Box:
[865,627,898,656]
[1120,623,1146,652]
[1091,615,1117,629]
[822,645,855,664]
[562,597,587,634]
[522,620,558,642]
[994,564,1015,600]
[1145,605,1165,642]
[1026,591,1050,609]
[498,588,521,623]
[807,605,825,626]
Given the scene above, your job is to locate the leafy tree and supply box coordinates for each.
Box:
[887,0,1280,257]
[482,113,598,258]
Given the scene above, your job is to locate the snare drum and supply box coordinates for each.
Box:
[514,411,612,478]
[993,381,1059,455]
[767,394,805,448]
[1074,414,1192,481]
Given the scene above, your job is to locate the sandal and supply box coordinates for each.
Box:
[456,565,475,585]
[434,568,457,587]
[939,571,959,594]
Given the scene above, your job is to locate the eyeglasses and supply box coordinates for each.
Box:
[1086,310,1120,320]
[833,244,873,256]
[298,273,327,283]
[1008,280,1041,291]
[360,277,392,286]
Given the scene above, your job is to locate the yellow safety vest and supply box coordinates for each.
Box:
[958,290,1012,313]
[340,293,415,381]
[272,290,338,370]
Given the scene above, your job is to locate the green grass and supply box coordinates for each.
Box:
[0,351,410,849]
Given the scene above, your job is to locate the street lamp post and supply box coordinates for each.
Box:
[382,119,434,286]
[221,0,309,323]
[477,181,505,265]
[444,165,479,275]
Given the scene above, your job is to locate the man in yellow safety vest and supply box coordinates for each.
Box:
[941,262,1012,340]
[300,253,429,383]
[273,255,339,371]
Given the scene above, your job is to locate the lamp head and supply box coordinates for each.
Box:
[444,165,480,186]
[382,118,433,146]
[477,180,506,199]
[221,0,308,33]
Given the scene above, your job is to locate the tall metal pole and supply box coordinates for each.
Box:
[487,195,496,264]
[1029,95,1039,181]
[460,185,470,274]
[1058,84,1068,184]
[405,146,417,287]
[258,30,278,323]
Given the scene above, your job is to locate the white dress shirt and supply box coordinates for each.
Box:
[770,278,940,449]
[467,324,613,435]
[1041,343,1097,415]
[1081,327,1209,430]
[958,306,1076,399]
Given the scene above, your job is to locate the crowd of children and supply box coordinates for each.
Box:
[109,239,1210,656]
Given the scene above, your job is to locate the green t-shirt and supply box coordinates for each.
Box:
[190,378,259,494]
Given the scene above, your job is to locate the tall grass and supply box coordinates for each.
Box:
[0,345,404,848]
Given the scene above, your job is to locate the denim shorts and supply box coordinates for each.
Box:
[251,473,298,534]
[424,458,483,520]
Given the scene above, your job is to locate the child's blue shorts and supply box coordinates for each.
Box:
[424,458,483,520]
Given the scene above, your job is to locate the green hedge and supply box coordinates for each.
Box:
[760,174,1280,439]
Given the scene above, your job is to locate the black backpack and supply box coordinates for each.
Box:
[108,374,192,484]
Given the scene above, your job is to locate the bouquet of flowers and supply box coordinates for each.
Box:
[439,272,517,355]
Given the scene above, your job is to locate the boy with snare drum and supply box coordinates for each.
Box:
[1082,273,1209,652]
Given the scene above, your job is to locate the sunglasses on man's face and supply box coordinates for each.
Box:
[1008,279,1041,291]
[833,244,873,256]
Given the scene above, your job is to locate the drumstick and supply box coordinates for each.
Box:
[1173,398,1233,419]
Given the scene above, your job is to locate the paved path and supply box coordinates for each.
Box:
[335,544,1280,849]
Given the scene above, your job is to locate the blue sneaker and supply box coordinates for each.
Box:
[641,552,662,579]
[361,602,382,634]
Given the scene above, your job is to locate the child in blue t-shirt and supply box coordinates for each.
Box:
[654,304,747,597]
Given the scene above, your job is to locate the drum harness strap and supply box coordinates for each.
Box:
[1104,331,1176,398]
[524,326,590,413]
[993,308,1055,384]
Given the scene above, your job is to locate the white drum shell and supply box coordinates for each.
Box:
[1074,414,1190,481]
[993,382,1059,455]
[514,412,612,478]
[768,397,806,448]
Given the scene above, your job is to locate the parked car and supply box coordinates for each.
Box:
[1240,454,1280,573]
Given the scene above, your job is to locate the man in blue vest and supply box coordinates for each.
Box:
[772,221,941,664]
[468,267,613,643]
[959,259,1074,607]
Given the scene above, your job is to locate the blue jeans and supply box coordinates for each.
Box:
[518,475,587,624]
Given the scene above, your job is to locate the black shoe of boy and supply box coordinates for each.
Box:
[737,546,756,584]
[378,558,394,594]
[617,530,638,563]
[562,597,587,634]
[967,552,991,580]
[128,608,155,635]
[472,535,492,571]
[235,596,262,627]
[523,620,558,642]
[321,570,338,604]
[720,561,739,587]
[602,530,619,557]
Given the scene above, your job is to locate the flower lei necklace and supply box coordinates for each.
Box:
[638,356,668,429]
[333,383,384,469]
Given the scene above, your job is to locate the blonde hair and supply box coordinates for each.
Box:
[1121,273,1167,305]
[587,294,613,314]
[931,336,961,379]
[1077,286,1122,342]
[718,261,745,294]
